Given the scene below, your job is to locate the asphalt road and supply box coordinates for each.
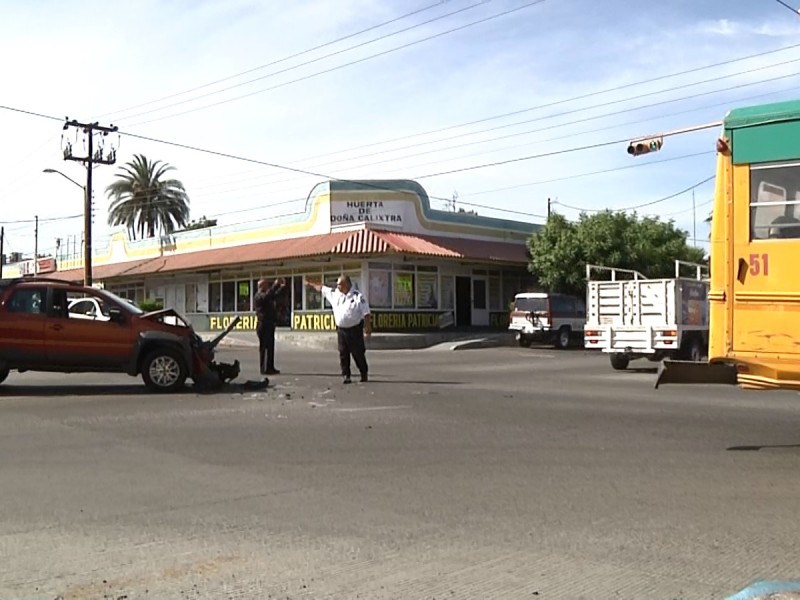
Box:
[1,344,799,600]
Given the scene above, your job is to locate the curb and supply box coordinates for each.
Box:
[204,332,517,352]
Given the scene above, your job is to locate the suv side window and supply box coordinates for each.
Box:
[49,289,70,318]
[550,295,572,318]
[6,288,45,314]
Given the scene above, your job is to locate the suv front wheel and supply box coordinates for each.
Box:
[142,348,188,393]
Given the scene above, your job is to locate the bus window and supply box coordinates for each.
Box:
[750,162,800,240]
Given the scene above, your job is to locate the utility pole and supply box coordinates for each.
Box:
[0,226,4,278]
[62,118,118,287]
[33,216,38,276]
[547,197,551,220]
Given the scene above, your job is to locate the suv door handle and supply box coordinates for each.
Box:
[49,323,64,332]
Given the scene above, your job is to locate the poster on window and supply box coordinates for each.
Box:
[369,271,391,307]
[417,273,438,309]
[393,272,414,308]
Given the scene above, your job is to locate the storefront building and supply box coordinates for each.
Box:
[49,179,540,331]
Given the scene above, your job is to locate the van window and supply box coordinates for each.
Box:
[514,297,548,312]
[550,295,574,317]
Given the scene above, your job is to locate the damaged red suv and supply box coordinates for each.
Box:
[0,278,239,392]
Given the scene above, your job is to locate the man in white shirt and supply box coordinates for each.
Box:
[319,275,372,384]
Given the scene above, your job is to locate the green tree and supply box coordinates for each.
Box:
[106,154,190,240]
[528,210,705,296]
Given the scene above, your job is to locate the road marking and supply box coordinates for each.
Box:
[332,405,411,412]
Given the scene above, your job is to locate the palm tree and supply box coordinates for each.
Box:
[106,154,190,240]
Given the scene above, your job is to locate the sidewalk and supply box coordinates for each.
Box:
[201,328,517,351]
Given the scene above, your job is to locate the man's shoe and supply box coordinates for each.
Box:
[360,373,368,383]
[266,368,280,375]
[343,375,352,384]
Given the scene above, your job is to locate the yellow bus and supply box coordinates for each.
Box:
[656,98,800,391]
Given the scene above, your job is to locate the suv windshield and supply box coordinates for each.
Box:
[97,289,145,315]
[514,297,548,312]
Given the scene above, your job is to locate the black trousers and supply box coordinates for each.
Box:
[256,320,276,373]
[337,323,368,377]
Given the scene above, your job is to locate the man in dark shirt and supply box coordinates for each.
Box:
[254,277,286,375]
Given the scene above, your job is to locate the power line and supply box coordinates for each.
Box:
[183,75,800,200]
[113,0,500,123]
[124,0,547,127]
[330,55,800,167]
[655,197,713,219]
[554,175,716,213]
[183,56,800,195]
[0,213,82,225]
[0,104,62,122]
[283,40,800,163]
[99,1,453,119]
[460,151,715,197]
[773,0,800,16]
[260,67,799,189]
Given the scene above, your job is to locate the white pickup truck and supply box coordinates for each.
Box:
[583,261,709,370]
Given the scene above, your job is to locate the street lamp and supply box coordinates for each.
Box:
[43,167,92,286]
[43,168,82,189]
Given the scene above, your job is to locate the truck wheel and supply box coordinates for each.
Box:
[518,335,532,348]
[142,348,187,393]
[555,327,571,349]
[610,354,630,371]
[0,367,8,384]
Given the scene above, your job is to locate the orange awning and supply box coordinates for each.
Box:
[51,227,528,282]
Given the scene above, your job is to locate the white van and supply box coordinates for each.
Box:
[508,292,586,349]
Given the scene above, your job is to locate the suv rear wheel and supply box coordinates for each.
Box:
[555,327,571,349]
[142,348,187,393]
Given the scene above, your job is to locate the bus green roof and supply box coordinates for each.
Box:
[724,98,800,130]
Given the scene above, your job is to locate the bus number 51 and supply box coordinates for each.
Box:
[750,253,770,276]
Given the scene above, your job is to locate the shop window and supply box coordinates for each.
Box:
[441,276,454,310]
[237,280,251,312]
[304,275,322,310]
[368,270,392,308]
[208,282,221,313]
[416,269,438,309]
[502,276,519,309]
[488,277,501,310]
[750,162,800,240]
[292,276,303,311]
[322,273,338,308]
[185,284,198,313]
[221,281,236,312]
[393,270,415,308]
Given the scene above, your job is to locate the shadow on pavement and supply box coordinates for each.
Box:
[0,384,150,397]
[727,443,800,451]
[627,367,658,374]
[283,373,464,385]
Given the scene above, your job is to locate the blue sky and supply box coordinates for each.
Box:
[2,0,800,258]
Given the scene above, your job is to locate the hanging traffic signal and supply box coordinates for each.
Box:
[627,136,663,156]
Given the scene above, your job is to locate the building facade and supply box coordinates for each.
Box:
[48,179,539,331]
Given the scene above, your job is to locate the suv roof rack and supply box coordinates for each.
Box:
[2,276,77,286]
